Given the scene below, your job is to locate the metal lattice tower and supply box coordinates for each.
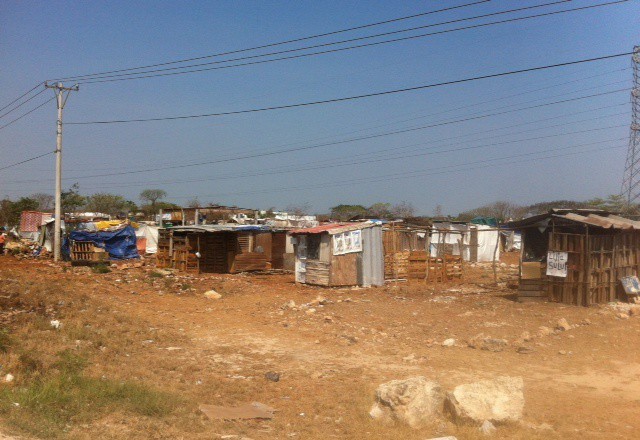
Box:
[621,46,640,206]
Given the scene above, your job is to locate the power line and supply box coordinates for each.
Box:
[0,97,55,131]
[171,144,626,200]
[0,88,47,120]
[67,52,632,125]
[0,83,44,113]
[60,88,627,180]
[51,1,490,82]
[76,1,625,85]
[62,0,570,83]
[0,151,54,172]
[4,101,627,186]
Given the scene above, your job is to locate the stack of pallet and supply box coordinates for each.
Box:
[407,251,428,279]
[70,242,109,265]
[518,262,547,302]
[444,255,463,279]
[156,230,171,268]
[384,251,409,278]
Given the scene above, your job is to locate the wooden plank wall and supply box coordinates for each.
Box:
[305,260,331,286]
[270,232,287,269]
[548,231,640,305]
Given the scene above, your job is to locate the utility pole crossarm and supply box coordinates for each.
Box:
[44,82,79,262]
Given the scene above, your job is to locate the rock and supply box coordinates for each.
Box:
[265,372,280,382]
[442,338,456,347]
[50,320,61,329]
[558,350,567,355]
[555,318,571,332]
[480,420,497,435]
[4,374,14,383]
[369,376,443,428]
[468,334,507,352]
[617,312,630,320]
[204,290,222,300]
[516,346,534,354]
[518,331,531,342]
[538,326,553,337]
[444,376,524,425]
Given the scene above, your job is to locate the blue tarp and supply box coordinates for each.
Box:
[63,226,140,260]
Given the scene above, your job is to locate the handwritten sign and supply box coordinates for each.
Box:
[546,251,568,277]
[620,275,640,295]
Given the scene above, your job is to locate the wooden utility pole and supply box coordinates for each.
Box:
[45,82,78,262]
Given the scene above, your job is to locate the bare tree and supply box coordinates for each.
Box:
[187,197,201,208]
[30,193,54,211]
[390,201,416,219]
[285,203,311,217]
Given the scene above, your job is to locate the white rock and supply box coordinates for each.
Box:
[50,320,61,329]
[445,376,524,424]
[556,318,571,331]
[204,290,222,300]
[4,374,14,383]
[370,376,443,428]
[442,338,456,347]
[480,420,497,435]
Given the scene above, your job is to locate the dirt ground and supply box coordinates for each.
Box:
[1,253,639,439]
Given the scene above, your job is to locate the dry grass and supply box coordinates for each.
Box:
[0,269,184,439]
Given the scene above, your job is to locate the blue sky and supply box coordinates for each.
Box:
[0,0,638,215]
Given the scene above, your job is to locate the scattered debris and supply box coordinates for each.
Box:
[265,372,280,382]
[555,318,571,332]
[204,290,222,300]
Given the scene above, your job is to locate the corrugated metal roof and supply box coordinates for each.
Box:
[166,224,270,233]
[290,221,380,235]
[553,213,640,230]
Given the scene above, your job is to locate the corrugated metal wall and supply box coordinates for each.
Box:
[361,226,384,287]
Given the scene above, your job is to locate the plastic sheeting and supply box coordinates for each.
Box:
[430,223,500,262]
[63,226,140,260]
[135,224,159,254]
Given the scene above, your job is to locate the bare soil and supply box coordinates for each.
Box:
[1,254,639,439]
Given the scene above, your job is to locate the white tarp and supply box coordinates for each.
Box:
[430,223,500,262]
[135,224,159,254]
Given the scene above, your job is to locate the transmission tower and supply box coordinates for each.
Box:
[621,46,640,207]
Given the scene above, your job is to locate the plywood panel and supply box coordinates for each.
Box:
[330,253,358,286]
[271,232,287,269]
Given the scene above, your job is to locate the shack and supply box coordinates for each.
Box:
[506,209,640,305]
[382,222,429,280]
[290,222,384,287]
[156,225,287,273]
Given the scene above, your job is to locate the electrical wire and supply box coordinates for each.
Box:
[0,151,54,172]
[62,0,573,83]
[74,1,627,85]
[51,0,491,82]
[0,88,47,120]
[67,52,632,125]
[0,83,44,113]
[0,97,55,131]
[169,143,626,199]
[58,87,628,181]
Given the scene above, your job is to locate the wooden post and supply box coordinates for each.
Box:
[159,209,163,228]
[195,208,199,226]
[492,227,500,284]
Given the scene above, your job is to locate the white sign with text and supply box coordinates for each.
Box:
[546,251,568,277]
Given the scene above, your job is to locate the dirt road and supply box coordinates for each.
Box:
[1,256,639,439]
